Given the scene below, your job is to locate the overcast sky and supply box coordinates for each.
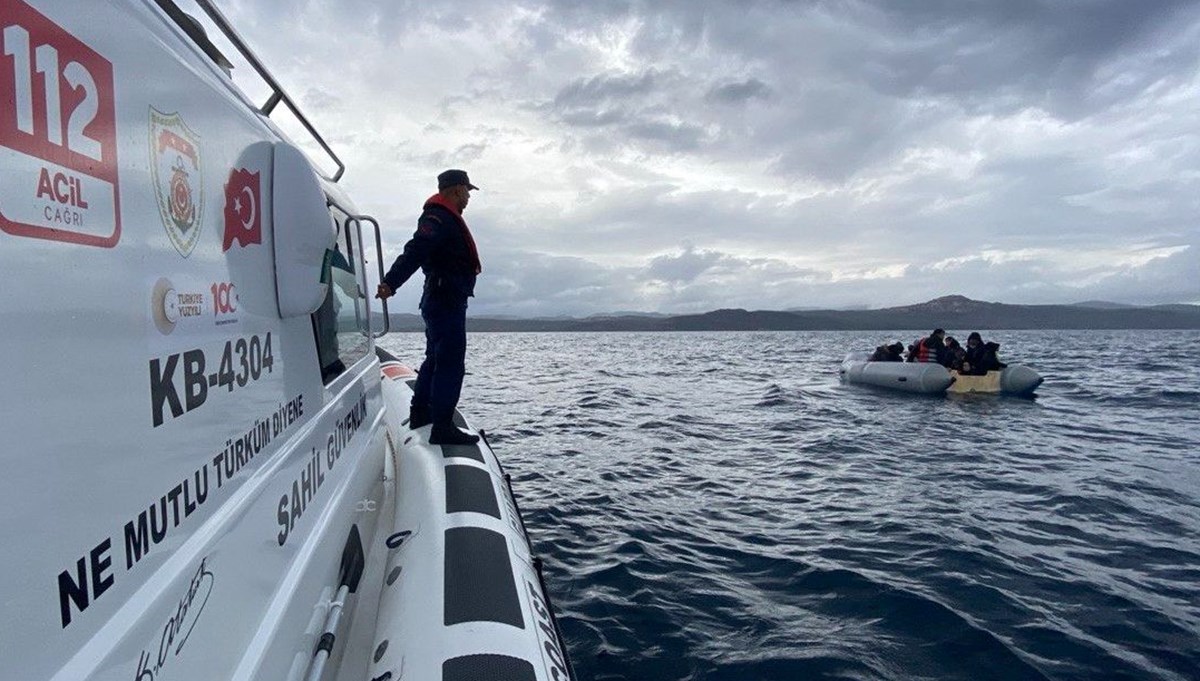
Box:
[214,0,1199,316]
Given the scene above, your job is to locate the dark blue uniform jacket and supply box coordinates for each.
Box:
[382,200,479,306]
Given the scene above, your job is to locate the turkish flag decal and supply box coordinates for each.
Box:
[222,167,262,252]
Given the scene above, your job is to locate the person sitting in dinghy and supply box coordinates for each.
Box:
[962,332,1007,375]
[910,329,947,363]
[942,336,966,371]
[870,342,905,362]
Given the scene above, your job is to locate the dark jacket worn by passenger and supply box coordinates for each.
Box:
[963,341,1006,375]
[382,194,482,305]
[942,342,966,371]
[870,343,904,362]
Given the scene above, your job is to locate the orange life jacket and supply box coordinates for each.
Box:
[916,337,938,363]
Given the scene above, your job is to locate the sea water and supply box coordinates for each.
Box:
[380,330,1200,680]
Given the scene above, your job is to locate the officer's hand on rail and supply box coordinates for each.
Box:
[376,283,395,300]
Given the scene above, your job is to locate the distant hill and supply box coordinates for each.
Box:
[387,295,1200,331]
[1071,300,1137,310]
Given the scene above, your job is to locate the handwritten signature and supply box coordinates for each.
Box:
[133,557,214,681]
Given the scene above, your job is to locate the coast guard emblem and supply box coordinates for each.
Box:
[150,108,204,257]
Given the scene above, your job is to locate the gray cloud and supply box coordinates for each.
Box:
[646,247,726,283]
[865,0,1198,95]
[468,241,1200,316]
[554,70,661,108]
[214,0,1200,314]
[545,69,712,152]
[706,78,772,104]
[625,120,708,151]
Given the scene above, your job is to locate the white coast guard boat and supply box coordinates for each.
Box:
[0,2,573,679]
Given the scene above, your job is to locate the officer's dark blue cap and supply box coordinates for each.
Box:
[438,169,479,190]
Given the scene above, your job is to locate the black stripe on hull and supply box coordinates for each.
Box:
[445,465,501,518]
[443,654,536,681]
[443,527,524,628]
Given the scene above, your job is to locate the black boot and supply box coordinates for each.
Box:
[408,405,431,429]
[429,422,479,445]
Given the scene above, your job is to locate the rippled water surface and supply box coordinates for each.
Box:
[380,330,1200,681]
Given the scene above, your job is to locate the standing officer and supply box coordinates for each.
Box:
[376,169,482,445]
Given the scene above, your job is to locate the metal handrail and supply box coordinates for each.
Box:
[189,0,346,182]
[348,217,368,338]
[347,215,391,338]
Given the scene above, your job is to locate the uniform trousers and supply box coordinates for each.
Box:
[412,295,467,425]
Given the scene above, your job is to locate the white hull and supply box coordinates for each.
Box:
[0,2,571,679]
[370,356,572,681]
